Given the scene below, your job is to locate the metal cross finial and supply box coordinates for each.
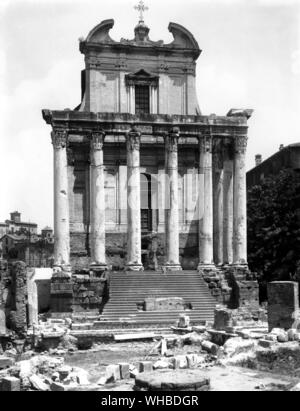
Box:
[134,0,148,23]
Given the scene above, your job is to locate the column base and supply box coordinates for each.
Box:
[90,262,107,276]
[125,263,144,271]
[52,264,72,278]
[162,263,182,272]
[197,263,216,272]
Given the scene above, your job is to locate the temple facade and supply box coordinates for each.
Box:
[42,17,252,275]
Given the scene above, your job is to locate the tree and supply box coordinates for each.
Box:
[247,169,300,288]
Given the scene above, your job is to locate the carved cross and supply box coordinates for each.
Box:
[134,0,148,22]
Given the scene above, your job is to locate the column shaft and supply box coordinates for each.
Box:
[223,145,233,265]
[90,131,107,270]
[164,129,182,271]
[233,135,248,266]
[213,151,224,266]
[198,132,215,269]
[52,130,70,269]
[126,130,143,271]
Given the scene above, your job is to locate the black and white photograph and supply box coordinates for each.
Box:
[0,0,300,395]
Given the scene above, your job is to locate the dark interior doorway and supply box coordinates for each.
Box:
[140,173,152,232]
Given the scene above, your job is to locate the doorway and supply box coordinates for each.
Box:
[140,173,152,232]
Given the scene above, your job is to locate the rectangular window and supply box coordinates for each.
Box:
[135,85,150,114]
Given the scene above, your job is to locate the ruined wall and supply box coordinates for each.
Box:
[0,261,28,335]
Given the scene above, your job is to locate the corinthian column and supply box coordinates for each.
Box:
[233,135,248,266]
[163,127,182,271]
[90,131,107,271]
[126,129,143,271]
[51,129,70,271]
[198,131,215,270]
[223,141,233,265]
[213,143,224,266]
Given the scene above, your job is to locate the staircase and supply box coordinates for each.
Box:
[99,270,217,327]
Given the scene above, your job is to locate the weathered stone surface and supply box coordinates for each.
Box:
[29,374,49,391]
[171,355,188,369]
[223,337,256,357]
[8,262,27,334]
[0,307,7,335]
[213,307,233,330]
[1,376,21,391]
[177,314,190,328]
[153,359,170,370]
[0,356,14,369]
[105,364,121,382]
[138,361,153,373]
[134,369,210,391]
[287,328,300,341]
[267,281,299,331]
[186,354,199,368]
[119,362,130,379]
[58,365,72,380]
[201,340,219,356]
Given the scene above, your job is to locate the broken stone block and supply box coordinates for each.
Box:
[267,281,299,331]
[118,362,130,379]
[277,331,288,343]
[186,354,198,368]
[258,339,275,348]
[58,365,72,381]
[201,340,219,356]
[287,328,299,341]
[213,307,233,331]
[223,337,256,357]
[1,376,21,391]
[171,355,188,369]
[97,376,107,386]
[50,382,67,391]
[0,356,14,370]
[161,338,167,356]
[177,314,190,328]
[0,307,7,335]
[29,374,49,391]
[138,361,153,373]
[105,364,121,382]
[153,359,170,370]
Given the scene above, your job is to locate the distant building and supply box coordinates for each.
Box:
[41,226,54,243]
[0,212,54,267]
[2,211,38,235]
[247,143,300,188]
[0,223,8,238]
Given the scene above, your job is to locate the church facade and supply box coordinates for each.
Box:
[42,17,252,275]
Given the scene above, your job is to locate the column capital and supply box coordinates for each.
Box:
[51,129,68,149]
[90,131,105,151]
[234,135,248,154]
[165,127,180,152]
[127,129,141,151]
[199,134,213,153]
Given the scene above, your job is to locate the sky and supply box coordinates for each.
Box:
[0,0,300,230]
